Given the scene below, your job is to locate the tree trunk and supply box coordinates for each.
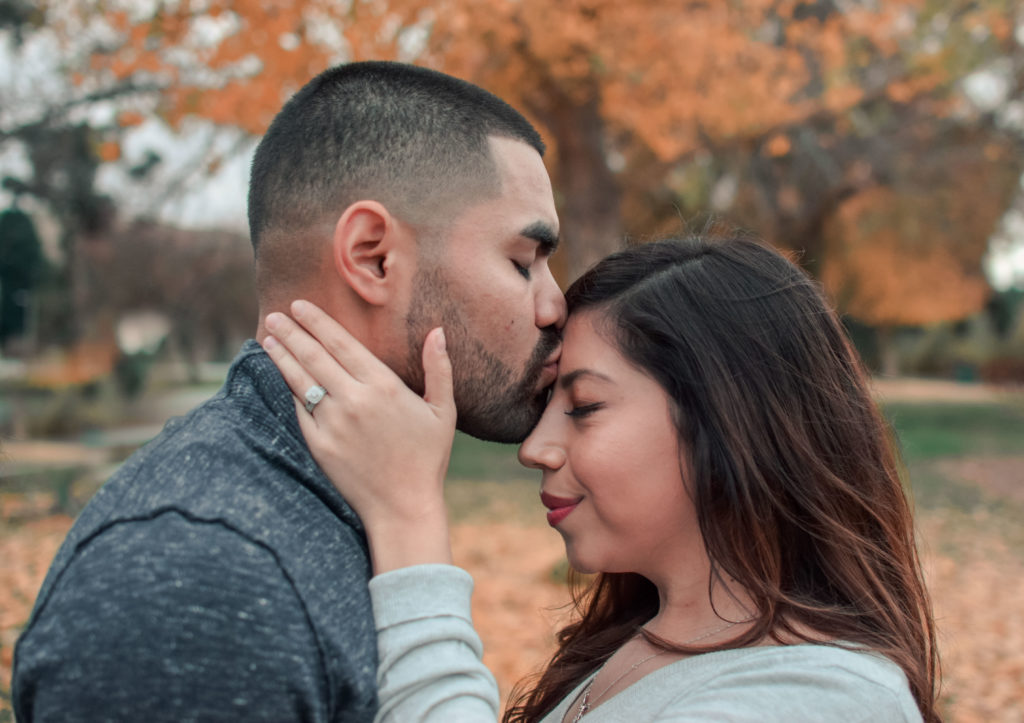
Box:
[543,97,623,283]
[877,325,900,378]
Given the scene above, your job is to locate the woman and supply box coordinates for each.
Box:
[263,235,939,722]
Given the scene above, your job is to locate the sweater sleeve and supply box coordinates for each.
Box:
[13,512,332,723]
[369,564,499,723]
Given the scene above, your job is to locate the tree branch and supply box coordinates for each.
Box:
[0,79,166,142]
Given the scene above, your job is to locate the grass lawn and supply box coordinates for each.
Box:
[884,401,1024,464]
[882,401,1024,551]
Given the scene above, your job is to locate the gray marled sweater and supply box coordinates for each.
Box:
[13,341,379,722]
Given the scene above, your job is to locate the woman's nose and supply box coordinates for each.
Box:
[518,415,565,472]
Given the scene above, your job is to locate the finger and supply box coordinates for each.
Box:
[421,327,456,424]
[290,299,387,382]
[262,334,330,409]
[265,311,360,394]
[292,397,322,440]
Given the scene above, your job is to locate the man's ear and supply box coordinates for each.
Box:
[331,200,412,306]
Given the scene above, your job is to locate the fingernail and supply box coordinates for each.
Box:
[435,327,446,353]
[292,300,309,318]
[265,313,282,331]
[263,335,278,350]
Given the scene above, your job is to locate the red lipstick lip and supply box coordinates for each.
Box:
[546,505,576,527]
[541,491,582,527]
[541,492,581,509]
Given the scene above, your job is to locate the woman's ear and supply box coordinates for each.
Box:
[331,200,413,306]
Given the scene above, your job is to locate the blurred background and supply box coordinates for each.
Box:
[0,1,1022,720]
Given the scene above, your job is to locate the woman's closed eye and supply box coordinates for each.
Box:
[565,402,603,419]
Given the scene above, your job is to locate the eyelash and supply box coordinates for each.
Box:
[513,261,531,280]
[565,403,602,419]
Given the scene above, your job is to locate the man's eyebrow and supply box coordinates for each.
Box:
[520,221,560,254]
[559,368,612,390]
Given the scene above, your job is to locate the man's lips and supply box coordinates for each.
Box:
[539,362,558,388]
[537,349,561,388]
[541,491,582,527]
[543,347,561,367]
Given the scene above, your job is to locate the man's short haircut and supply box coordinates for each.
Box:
[248,61,545,260]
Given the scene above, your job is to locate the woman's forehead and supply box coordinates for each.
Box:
[558,313,628,379]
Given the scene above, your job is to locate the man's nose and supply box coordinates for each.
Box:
[536,271,567,331]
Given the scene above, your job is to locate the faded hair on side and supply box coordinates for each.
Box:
[248,61,544,291]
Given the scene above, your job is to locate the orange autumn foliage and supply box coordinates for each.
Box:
[117,110,146,128]
[51,0,1003,278]
[765,134,792,158]
[821,125,1019,328]
[821,186,991,326]
[96,139,121,162]
[26,339,119,389]
[822,229,989,327]
[61,1,931,141]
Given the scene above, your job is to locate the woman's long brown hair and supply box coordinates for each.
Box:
[504,236,939,722]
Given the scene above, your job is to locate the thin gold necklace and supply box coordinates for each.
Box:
[569,619,746,721]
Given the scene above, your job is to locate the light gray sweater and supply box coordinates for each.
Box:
[369,565,923,723]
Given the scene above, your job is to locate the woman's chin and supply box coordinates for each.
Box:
[563,548,599,576]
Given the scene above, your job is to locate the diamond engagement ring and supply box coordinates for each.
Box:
[303,384,327,414]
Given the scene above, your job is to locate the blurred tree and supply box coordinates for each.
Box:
[45,0,1023,281]
[988,288,1024,339]
[0,205,46,350]
[81,221,258,381]
[1,0,161,345]
[2,123,118,344]
[0,0,34,40]
[817,123,1021,374]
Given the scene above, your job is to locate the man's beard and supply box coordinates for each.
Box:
[405,268,560,443]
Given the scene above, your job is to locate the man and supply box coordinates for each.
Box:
[13,61,564,722]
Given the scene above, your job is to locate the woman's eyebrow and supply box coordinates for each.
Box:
[558,368,612,390]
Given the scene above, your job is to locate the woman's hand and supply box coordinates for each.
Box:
[262,300,457,573]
